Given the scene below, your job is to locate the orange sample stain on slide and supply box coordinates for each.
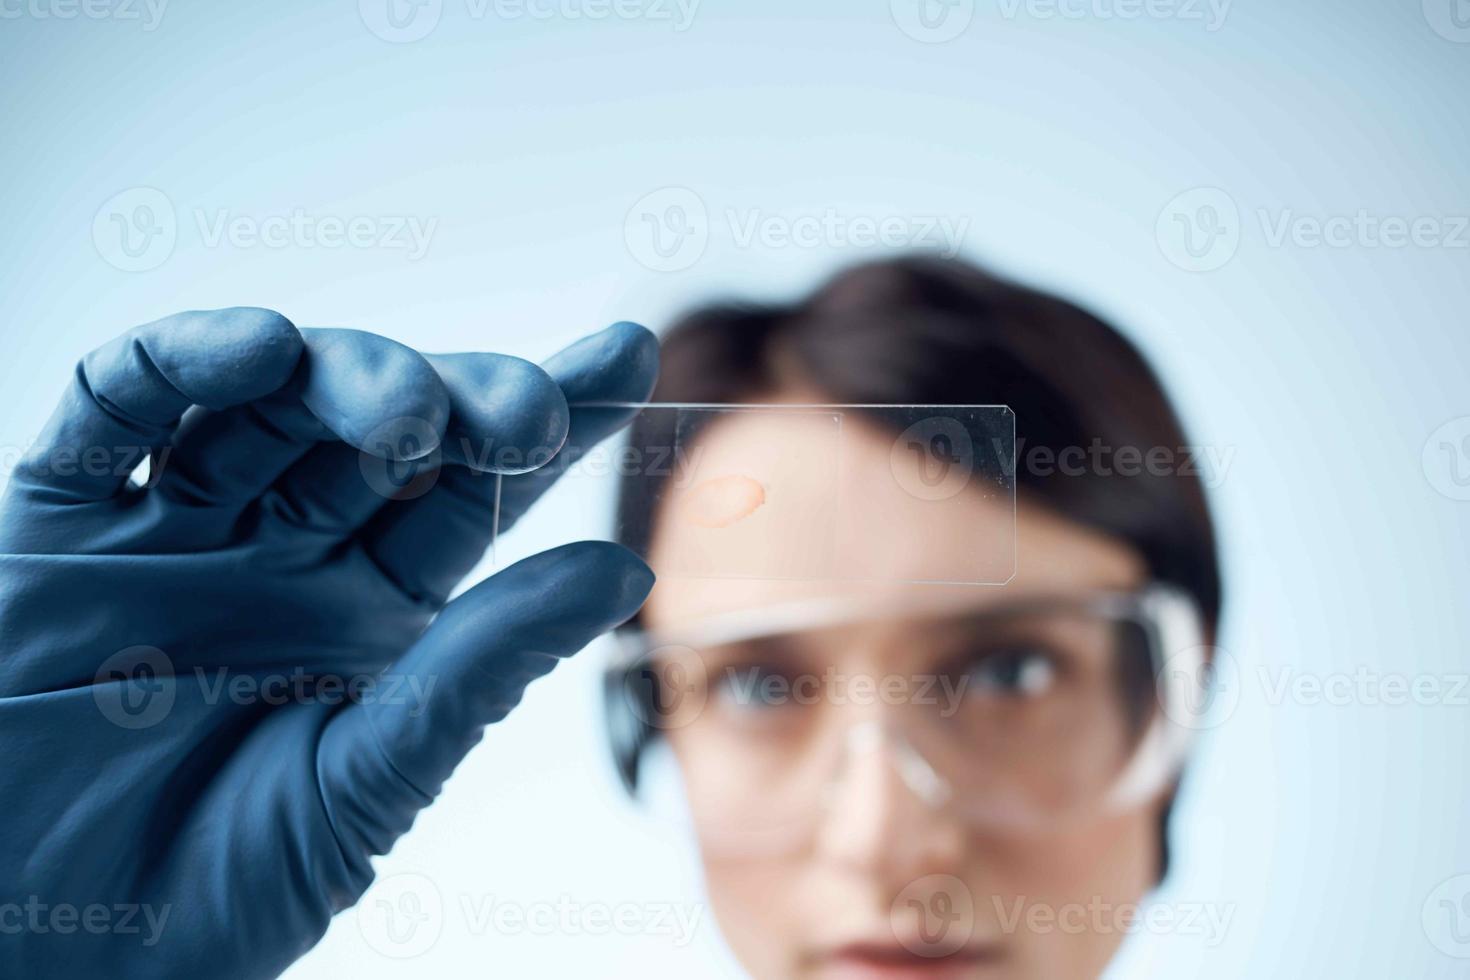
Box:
[681,475,767,528]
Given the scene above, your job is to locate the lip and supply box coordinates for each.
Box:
[812,941,1002,980]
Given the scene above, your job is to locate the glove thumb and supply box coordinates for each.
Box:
[316,541,654,861]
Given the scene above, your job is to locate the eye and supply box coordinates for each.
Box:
[709,664,796,713]
[963,647,1059,698]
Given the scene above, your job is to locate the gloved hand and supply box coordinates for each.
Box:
[0,309,659,979]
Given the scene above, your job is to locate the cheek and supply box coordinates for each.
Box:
[698,853,804,979]
[971,804,1162,974]
[667,736,807,977]
[986,807,1158,892]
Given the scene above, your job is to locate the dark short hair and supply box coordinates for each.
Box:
[610,254,1223,879]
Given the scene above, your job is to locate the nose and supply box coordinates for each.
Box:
[813,720,967,882]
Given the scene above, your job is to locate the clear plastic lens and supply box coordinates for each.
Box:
[617,594,1188,857]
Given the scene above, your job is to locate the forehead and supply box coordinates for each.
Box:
[641,407,1146,631]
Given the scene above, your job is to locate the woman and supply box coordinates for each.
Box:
[603,256,1221,978]
[0,256,1217,980]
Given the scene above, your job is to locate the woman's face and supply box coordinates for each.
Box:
[640,406,1167,980]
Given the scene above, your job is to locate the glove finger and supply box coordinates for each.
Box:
[255,440,397,533]
[153,327,452,513]
[497,320,660,530]
[8,308,303,504]
[360,321,657,604]
[316,540,653,855]
[425,351,570,472]
[256,350,567,539]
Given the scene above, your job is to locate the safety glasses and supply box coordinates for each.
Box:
[604,585,1208,855]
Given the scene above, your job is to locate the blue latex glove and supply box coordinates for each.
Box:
[0,309,659,979]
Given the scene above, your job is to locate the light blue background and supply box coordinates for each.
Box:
[2,0,1468,976]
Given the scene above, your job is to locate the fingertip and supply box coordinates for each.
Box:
[489,540,655,629]
[607,321,660,404]
[569,538,657,608]
[428,353,570,474]
[94,308,306,415]
[492,358,571,473]
[558,539,656,626]
[543,320,660,405]
[299,328,451,459]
